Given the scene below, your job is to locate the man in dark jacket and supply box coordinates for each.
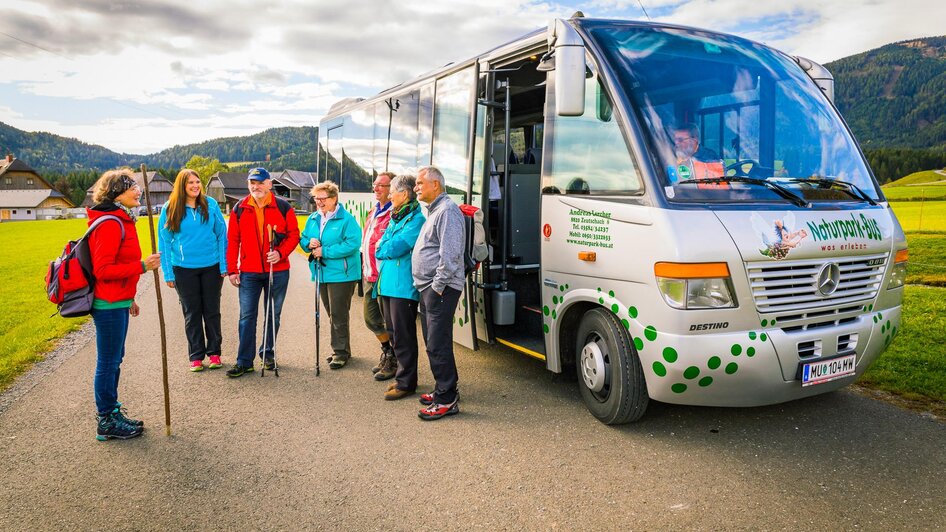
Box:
[412,166,465,420]
[225,168,300,377]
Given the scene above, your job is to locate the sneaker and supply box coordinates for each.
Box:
[113,405,143,428]
[328,355,349,370]
[263,358,276,371]
[226,364,255,378]
[388,382,398,391]
[207,355,223,369]
[418,400,459,421]
[419,392,435,406]
[384,387,415,400]
[96,411,144,441]
[373,353,397,381]
[190,360,205,372]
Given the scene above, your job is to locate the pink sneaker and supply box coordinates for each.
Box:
[190,360,205,372]
[207,355,223,369]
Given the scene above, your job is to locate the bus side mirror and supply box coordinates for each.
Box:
[794,56,835,104]
[548,18,586,116]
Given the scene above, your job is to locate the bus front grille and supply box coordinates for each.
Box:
[746,253,887,315]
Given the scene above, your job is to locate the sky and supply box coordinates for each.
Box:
[1,0,944,155]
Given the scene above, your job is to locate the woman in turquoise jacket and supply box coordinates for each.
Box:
[375,174,426,399]
[158,169,228,372]
[299,180,362,369]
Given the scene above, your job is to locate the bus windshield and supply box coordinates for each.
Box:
[585,22,881,205]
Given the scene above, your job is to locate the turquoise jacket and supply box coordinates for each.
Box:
[157,196,227,283]
[299,204,362,283]
[375,203,425,301]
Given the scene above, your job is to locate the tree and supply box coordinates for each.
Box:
[183,155,229,187]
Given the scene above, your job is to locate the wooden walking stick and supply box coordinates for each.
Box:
[140,163,172,436]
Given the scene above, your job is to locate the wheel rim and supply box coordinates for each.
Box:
[579,335,610,399]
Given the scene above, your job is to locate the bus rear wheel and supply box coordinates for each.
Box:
[575,308,649,424]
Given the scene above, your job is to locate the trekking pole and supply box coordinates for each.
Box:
[309,252,322,376]
[268,225,279,377]
[260,225,276,377]
[140,164,172,437]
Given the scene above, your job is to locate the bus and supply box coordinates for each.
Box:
[315,15,907,424]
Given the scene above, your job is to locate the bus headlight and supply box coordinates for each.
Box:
[887,248,908,290]
[655,262,737,310]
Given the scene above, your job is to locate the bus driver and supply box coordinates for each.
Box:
[669,123,724,183]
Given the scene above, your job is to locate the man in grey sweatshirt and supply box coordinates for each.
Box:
[412,166,465,420]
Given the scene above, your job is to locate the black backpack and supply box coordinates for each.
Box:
[45,215,125,318]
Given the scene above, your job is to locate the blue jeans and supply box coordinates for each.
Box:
[237,270,289,367]
[92,307,130,416]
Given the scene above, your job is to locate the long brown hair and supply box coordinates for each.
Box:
[165,169,208,232]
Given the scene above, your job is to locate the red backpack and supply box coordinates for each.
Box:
[45,215,125,317]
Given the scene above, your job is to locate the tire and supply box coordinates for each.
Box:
[575,308,649,424]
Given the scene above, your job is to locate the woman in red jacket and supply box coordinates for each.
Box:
[87,169,161,441]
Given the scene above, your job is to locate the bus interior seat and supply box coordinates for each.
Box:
[524,147,542,165]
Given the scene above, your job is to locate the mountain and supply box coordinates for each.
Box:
[828,36,946,149]
[0,121,317,173]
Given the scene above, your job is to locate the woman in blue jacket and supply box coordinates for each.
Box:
[300,180,362,369]
[375,174,426,399]
[158,168,228,372]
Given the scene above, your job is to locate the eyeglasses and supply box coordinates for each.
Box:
[373,183,391,189]
[313,196,331,202]
[673,135,695,144]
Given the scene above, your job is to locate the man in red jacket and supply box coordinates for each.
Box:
[225,168,300,377]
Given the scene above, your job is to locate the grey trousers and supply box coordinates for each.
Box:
[319,281,357,359]
[362,280,387,337]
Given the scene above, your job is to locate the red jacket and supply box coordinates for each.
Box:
[87,206,143,303]
[226,194,301,274]
[361,201,392,282]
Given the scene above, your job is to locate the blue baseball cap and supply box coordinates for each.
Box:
[247,167,271,181]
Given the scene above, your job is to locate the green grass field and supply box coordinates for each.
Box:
[882,185,946,201]
[0,218,158,391]
[885,169,946,187]
[889,200,946,232]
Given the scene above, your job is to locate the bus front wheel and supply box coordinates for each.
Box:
[575,308,649,424]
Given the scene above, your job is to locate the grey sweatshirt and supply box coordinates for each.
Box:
[412,192,465,294]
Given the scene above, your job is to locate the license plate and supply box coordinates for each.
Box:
[801,354,856,387]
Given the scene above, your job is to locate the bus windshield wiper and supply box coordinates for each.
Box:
[784,177,878,206]
[679,177,810,208]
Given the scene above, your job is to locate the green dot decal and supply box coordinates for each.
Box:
[543,305,550,316]
[869,304,874,311]
[761,319,768,327]
[551,310,557,319]
[749,331,757,340]
[608,290,615,298]
[671,383,687,394]
[893,326,898,336]
[760,333,767,342]
[621,319,630,330]
[644,326,657,341]
[653,361,667,377]
[731,344,742,356]
[873,316,878,323]
[707,356,721,370]
[771,319,776,326]
[543,324,550,334]
[560,285,565,292]
[597,287,601,292]
[634,337,644,351]
[698,376,713,387]
[663,347,678,363]
[565,284,569,289]
[611,304,619,314]
[746,347,756,357]
[628,306,638,319]
[552,295,559,305]
[684,366,700,379]
[599,297,604,304]
[725,362,738,375]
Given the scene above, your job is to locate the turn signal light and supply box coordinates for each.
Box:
[655,262,736,309]
[578,251,596,262]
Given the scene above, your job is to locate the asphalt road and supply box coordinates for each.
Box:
[1,252,944,530]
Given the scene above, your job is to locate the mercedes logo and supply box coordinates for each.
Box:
[817,262,841,296]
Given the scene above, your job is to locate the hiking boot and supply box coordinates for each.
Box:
[114,403,143,427]
[96,411,144,441]
[207,355,223,369]
[384,387,415,400]
[373,353,397,381]
[263,358,276,371]
[226,364,254,378]
[419,392,435,406]
[328,355,349,370]
[370,348,387,374]
[418,400,459,421]
[388,382,398,391]
[190,360,204,372]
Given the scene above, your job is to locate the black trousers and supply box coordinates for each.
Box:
[319,281,357,359]
[419,286,461,404]
[380,295,419,391]
[173,265,224,361]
